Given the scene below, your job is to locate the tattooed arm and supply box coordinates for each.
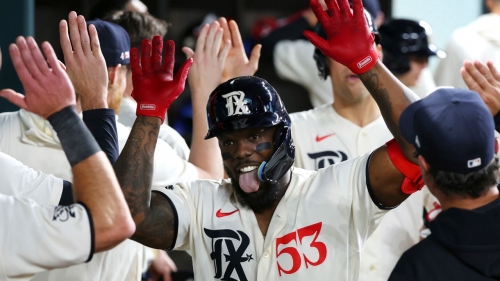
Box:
[114,116,176,249]
[360,62,420,207]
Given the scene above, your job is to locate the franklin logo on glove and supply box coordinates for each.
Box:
[140,104,156,110]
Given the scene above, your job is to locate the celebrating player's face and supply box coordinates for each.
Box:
[218,127,282,212]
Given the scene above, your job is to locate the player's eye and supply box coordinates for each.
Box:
[223,140,234,147]
[250,134,260,141]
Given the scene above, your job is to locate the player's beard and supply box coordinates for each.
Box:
[225,166,281,213]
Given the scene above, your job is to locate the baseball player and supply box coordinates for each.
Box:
[289,9,440,281]
[0,35,134,280]
[378,18,445,97]
[0,14,186,281]
[111,0,431,280]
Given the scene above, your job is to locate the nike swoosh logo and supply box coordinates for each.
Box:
[316,133,335,142]
[216,209,239,218]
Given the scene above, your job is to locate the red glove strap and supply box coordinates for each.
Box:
[134,96,168,123]
[386,139,425,195]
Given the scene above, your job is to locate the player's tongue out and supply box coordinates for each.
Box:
[239,166,260,193]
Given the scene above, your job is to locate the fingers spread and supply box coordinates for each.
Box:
[16,37,43,81]
[310,0,332,29]
[152,35,163,71]
[141,39,153,74]
[164,40,175,77]
[27,37,51,77]
[41,41,63,76]
[351,0,364,18]
[336,0,351,18]
[473,60,497,86]
[249,44,262,73]
[212,27,223,57]
[461,64,479,91]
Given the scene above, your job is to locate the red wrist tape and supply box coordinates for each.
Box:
[386,139,425,195]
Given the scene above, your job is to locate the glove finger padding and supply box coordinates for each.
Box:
[306,0,378,74]
[131,36,193,123]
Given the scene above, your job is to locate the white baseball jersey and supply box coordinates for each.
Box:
[0,110,197,281]
[0,196,93,281]
[290,104,392,170]
[0,109,197,185]
[0,152,62,205]
[435,13,500,89]
[153,153,387,281]
[290,104,438,281]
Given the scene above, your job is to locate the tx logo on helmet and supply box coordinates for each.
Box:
[222,91,250,116]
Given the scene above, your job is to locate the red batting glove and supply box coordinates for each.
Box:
[131,36,193,123]
[303,0,378,74]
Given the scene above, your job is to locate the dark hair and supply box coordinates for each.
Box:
[103,10,168,50]
[89,0,130,20]
[430,155,500,198]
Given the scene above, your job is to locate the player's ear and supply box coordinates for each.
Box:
[376,44,383,61]
[108,64,121,85]
[417,155,430,174]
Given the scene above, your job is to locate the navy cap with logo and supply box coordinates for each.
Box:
[87,19,131,67]
[399,87,495,174]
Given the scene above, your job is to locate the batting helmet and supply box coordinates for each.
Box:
[205,76,295,184]
[379,19,445,74]
[313,8,380,80]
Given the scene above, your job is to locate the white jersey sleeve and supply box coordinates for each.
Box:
[274,40,333,107]
[330,153,387,250]
[0,195,93,279]
[158,124,191,161]
[0,152,63,206]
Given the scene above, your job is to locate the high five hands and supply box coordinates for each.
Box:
[131,36,193,123]
[303,0,378,74]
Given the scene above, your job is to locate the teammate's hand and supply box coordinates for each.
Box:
[131,36,193,123]
[303,0,378,74]
[181,21,230,96]
[60,11,108,111]
[0,37,75,119]
[147,250,177,281]
[219,17,261,83]
[461,60,500,116]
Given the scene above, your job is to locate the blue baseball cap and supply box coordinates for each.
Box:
[87,19,130,67]
[399,87,495,174]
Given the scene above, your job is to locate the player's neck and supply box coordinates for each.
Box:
[254,170,292,237]
[437,187,499,211]
[332,96,381,127]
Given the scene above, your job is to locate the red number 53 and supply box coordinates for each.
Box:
[275,222,327,276]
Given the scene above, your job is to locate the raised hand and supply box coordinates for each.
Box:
[181,21,230,95]
[219,17,261,82]
[0,37,75,119]
[60,11,108,110]
[303,0,378,74]
[131,36,193,123]
[461,60,500,115]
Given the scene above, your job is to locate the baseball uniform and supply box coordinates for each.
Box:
[0,195,93,281]
[0,109,197,281]
[290,104,437,281]
[0,109,197,186]
[153,153,386,281]
[0,152,62,206]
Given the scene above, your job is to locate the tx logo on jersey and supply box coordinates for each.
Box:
[308,150,348,169]
[222,91,250,117]
[204,228,252,281]
[53,205,76,222]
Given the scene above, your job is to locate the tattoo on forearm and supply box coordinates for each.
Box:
[360,70,407,149]
[114,117,175,249]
